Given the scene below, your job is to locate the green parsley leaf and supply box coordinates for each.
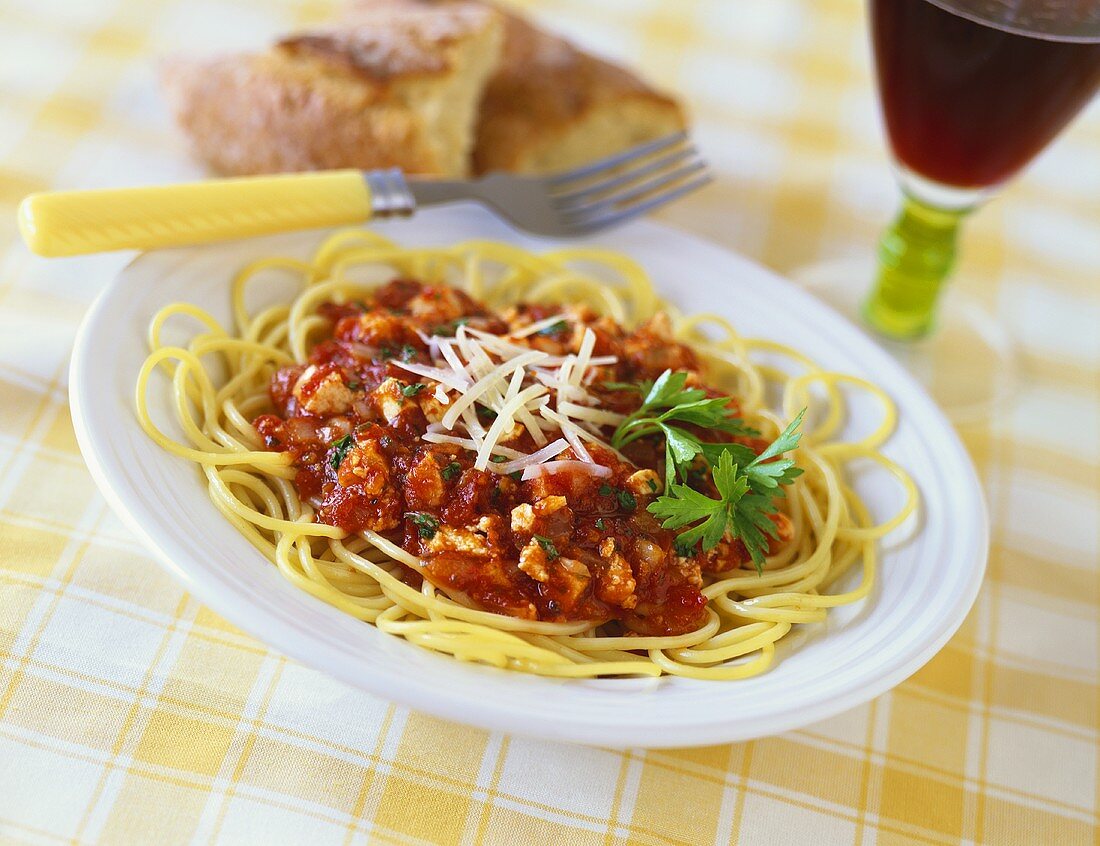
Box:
[536,319,568,337]
[490,455,507,464]
[431,316,470,336]
[329,434,354,470]
[405,511,440,540]
[399,344,418,362]
[441,461,461,482]
[598,483,613,497]
[595,517,606,530]
[346,380,362,391]
[600,381,647,393]
[646,413,806,574]
[533,534,559,560]
[400,382,426,397]
[610,370,755,489]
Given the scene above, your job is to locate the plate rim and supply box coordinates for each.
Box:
[69,214,989,748]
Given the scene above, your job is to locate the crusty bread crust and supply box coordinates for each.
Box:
[472,9,686,175]
[162,0,686,178]
[162,0,502,177]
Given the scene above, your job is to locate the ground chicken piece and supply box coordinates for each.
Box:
[292,364,354,416]
[336,312,409,348]
[622,312,700,376]
[670,554,704,589]
[535,495,567,515]
[336,437,389,493]
[407,286,477,326]
[518,539,551,583]
[371,377,412,424]
[416,390,448,424]
[552,557,592,611]
[625,469,662,497]
[427,526,493,557]
[596,538,638,609]
[405,451,445,510]
[510,503,535,534]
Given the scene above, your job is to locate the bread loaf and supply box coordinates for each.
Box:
[162,0,503,177]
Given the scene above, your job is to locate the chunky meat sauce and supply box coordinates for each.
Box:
[254,281,790,636]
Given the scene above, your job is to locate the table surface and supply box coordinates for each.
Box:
[1,1,1098,844]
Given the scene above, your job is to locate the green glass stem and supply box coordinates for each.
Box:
[862,196,971,340]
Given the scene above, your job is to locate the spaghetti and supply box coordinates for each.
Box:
[136,228,918,679]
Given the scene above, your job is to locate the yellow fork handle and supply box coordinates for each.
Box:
[17,170,374,257]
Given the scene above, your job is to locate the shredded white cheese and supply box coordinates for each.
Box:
[403,319,631,477]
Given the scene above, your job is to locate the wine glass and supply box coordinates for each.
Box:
[796,0,1100,420]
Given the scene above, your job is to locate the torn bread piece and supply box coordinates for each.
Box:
[162,0,503,177]
[472,8,686,175]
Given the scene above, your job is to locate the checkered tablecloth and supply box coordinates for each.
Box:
[2,0,1098,843]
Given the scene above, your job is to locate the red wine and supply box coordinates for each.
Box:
[872,0,1100,189]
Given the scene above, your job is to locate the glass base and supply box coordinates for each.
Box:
[793,257,1017,423]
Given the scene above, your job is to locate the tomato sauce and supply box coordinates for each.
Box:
[253,280,779,636]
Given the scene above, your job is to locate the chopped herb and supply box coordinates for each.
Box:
[509,470,523,482]
[490,455,507,464]
[648,411,805,573]
[346,380,362,391]
[379,345,395,360]
[533,534,559,561]
[673,538,695,558]
[595,518,606,531]
[400,382,426,397]
[600,381,645,393]
[441,461,461,482]
[598,483,613,497]
[352,298,369,311]
[616,489,637,512]
[647,477,658,492]
[405,511,440,540]
[399,343,418,362]
[431,316,470,336]
[329,434,354,470]
[476,405,498,420]
[537,319,568,337]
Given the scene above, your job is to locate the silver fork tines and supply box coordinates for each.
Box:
[403,132,712,238]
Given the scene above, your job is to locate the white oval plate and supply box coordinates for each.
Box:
[71,206,987,748]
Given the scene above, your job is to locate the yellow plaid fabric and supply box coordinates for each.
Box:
[1,0,1098,843]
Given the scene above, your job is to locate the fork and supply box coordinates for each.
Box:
[18,133,710,258]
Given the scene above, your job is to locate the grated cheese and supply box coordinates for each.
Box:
[405,318,632,477]
[521,460,613,480]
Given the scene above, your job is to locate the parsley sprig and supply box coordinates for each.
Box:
[648,411,806,573]
[610,370,757,489]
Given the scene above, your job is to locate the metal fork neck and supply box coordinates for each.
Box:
[364,169,416,217]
